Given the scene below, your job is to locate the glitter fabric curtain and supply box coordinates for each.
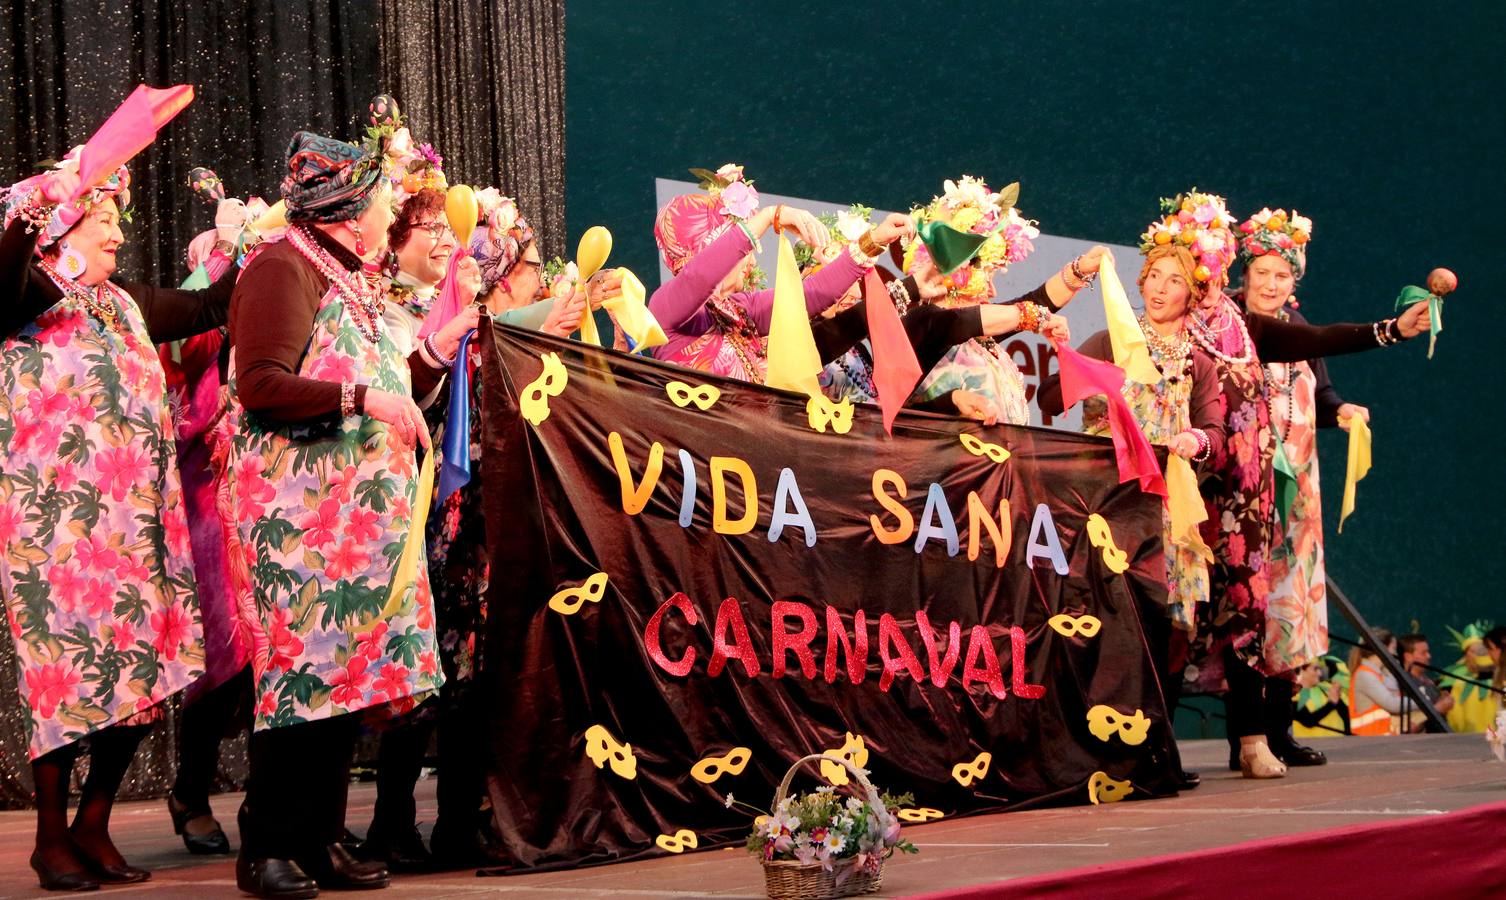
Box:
[378,0,567,259]
[0,0,566,807]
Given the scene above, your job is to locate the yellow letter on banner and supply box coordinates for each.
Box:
[966,492,1011,568]
[711,456,758,535]
[608,431,663,515]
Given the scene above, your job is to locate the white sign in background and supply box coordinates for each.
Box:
[653,178,1149,431]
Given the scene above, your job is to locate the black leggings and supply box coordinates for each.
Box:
[240,715,359,860]
[1222,644,1267,738]
[172,666,252,814]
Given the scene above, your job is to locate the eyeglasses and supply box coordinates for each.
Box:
[415,221,454,241]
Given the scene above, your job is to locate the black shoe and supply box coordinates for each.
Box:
[168,793,232,855]
[338,828,363,848]
[236,854,319,899]
[358,825,431,873]
[297,843,390,890]
[29,852,99,892]
[428,818,513,871]
[68,833,150,885]
[1272,737,1327,767]
[1175,769,1201,790]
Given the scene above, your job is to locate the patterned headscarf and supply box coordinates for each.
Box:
[1238,208,1312,279]
[468,196,535,293]
[654,193,736,275]
[281,131,384,224]
[0,146,131,250]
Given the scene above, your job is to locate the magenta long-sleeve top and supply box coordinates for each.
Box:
[648,226,868,378]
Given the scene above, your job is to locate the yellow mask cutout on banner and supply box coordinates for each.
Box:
[1048,613,1102,639]
[690,747,752,784]
[548,572,608,616]
[1086,705,1151,746]
[819,733,869,786]
[1085,513,1130,574]
[583,724,638,779]
[951,751,992,787]
[655,829,698,853]
[519,352,568,426]
[1088,771,1134,804]
[666,381,720,410]
[959,432,1010,463]
[897,808,944,823]
[806,396,854,434]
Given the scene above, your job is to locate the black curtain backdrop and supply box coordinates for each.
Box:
[0,0,564,807]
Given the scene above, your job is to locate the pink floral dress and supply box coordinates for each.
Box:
[1260,356,1328,675]
[226,256,442,731]
[1,276,205,758]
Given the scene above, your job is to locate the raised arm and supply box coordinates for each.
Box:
[121,253,237,342]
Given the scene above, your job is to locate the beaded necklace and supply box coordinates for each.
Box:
[1137,315,1194,385]
[1187,296,1254,365]
[288,225,386,344]
[36,257,122,330]
[1263,309,1297,444]
[832,345,877,401]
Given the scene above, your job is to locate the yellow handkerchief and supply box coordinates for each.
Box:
[1338,415,1372,533]
[1099,252,1160,385]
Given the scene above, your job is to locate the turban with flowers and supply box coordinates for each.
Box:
[1,146,131,250]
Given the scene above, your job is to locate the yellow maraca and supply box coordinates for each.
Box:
[445,184,479,248]
[574,226,613,346]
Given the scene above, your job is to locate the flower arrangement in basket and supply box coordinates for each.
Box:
[729,753,918,900]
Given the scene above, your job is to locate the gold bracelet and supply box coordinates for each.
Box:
[857,229,884,258]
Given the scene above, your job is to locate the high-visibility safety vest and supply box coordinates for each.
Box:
[1348,663,1394,735]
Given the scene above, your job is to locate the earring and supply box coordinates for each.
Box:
[350,222,366,258]
[57,242,88,280]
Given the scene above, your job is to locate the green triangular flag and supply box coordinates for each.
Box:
[916,220,988,275]
[1272,432,1298,531]
[181,264,210,291]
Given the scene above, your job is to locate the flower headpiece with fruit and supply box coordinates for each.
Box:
[794,203,874,272]
[902,177,1036,298]
[1238,208,1311,278]
[1139,189,1238,286]
[359,94,447,209]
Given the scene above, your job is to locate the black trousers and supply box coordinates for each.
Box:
[240,715,360,860]
[368,685,486,841]
[1222,644,1267,738]
[173,666,252,813]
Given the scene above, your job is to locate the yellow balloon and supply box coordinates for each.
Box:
[445,185,479,248]
[576,226,613,281]
[251,200,286,234]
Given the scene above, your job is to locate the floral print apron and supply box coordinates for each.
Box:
[227,269,442,731]
[1,276,205,758]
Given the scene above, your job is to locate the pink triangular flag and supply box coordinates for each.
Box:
[863,270,921,434]
[1054,341,1166,497]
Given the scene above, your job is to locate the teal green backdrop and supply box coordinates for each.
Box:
[565,1,1506,649]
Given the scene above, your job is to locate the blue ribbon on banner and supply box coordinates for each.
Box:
[437,329,476,504]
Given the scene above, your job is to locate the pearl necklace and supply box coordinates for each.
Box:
[36,257,122,331]
[1187,297,1254,365]
[288,226,386,344]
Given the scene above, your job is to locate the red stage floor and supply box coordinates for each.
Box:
[0,734,1501,898]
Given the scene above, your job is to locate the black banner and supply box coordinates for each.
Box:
[478,324,1179,869]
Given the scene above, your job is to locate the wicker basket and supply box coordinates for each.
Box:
[760,753,892,900]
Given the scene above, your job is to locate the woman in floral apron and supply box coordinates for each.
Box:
[649,164,910,382]
[1231,209,1371,769]
[0,154,234,890]
[900,176,1105,424]
[1148,190,1434,778]
[227,130,441,898]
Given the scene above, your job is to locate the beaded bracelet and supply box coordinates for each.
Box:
[1070,256,1098,285]
[340,381,358,418]
[1190,428,1212,463]
[1373,318,1403,346]
[10,191,56,233]
[424,333,456,369]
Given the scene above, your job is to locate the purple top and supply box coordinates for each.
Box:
[648,226,869,378]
